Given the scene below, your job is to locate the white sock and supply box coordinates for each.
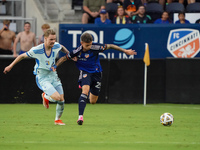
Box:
[79,115,83,119]
[55,101,64,120]
[44,94,56,102]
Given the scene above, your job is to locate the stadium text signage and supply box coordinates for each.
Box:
[59,24,200,59]
[67,29,135,59]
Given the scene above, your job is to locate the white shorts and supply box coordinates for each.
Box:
[36,72,63,96]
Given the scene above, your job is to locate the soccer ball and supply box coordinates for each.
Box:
[160,113,174,126]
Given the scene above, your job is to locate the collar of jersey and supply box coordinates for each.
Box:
[43,44,52,58]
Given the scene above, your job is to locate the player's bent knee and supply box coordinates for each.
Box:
[82,88,90,96]
[51,93,61,101]
[53,96,61,101]
[60,98,65,102]
[89,94,98,104]
[90,98,98,104]
[90,100,97,104]
[60,94,64,102]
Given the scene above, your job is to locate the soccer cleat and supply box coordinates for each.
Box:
[77,116,84,125]
[54,120,65,125]
[42,93,49,109]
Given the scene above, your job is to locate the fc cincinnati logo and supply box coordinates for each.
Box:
[85,54,89,58]
[83,74,87,78]
[167,29,200,58]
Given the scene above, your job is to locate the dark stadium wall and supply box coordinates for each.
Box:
[166,58,200,104]
[0,58,199,104]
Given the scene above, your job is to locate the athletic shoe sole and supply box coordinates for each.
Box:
[77,120,83,125]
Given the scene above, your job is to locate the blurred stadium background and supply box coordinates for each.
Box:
[1,1,200,150]
[1,0,200,104]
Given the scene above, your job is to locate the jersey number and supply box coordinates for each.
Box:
[95,82,101,89]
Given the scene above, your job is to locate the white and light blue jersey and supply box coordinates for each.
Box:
[26,42,62,75]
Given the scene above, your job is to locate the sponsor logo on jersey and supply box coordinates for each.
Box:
[167,29,200,58]
[83,74,87,78]
[46,61,50,65]
[114,28,135,49]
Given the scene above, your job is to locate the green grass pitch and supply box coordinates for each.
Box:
[0,103,200,150]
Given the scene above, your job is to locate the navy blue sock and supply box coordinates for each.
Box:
[78,93,87,115]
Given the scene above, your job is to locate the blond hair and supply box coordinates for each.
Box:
[44,29,56,37]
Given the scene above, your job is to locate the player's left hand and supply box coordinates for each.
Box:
[125,49,137,55]
[72,56,78,62]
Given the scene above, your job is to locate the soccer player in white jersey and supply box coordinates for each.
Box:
[3,29,69,125]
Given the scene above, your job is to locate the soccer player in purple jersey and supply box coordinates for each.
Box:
[53,32,137,125]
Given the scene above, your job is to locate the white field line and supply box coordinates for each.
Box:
[1,141,200,145]
[146,105,200,110]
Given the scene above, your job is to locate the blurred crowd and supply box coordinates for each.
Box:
[1,0,200,57]
[0,20,50,57]
[81,0,200,24]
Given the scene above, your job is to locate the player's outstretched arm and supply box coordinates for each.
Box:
[55,56,68,67]
[106,44,137,55]
[50,45,70,72]
[3,53,28,74]
[51,54,78,72]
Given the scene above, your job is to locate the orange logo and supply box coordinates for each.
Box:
[127,4,136,12]
[167,29,200,58]
[83,74,87,78]
[85,54,89,58]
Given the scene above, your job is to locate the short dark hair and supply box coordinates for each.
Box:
[81,33,93,43]
[178,12,185,16]
[24,22,31,26]
[138,5,145,10]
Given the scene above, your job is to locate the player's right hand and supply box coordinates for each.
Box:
[50,65,57,72]
[3,66,12,74]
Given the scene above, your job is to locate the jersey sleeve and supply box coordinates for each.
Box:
[53,42,62,51]
[67,45,82,59]
[26,45,44,58]
[91,44,107,52]
[26,47,37,58]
